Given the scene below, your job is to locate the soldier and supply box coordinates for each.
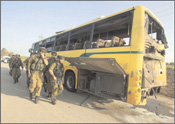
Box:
[45,51,57,97]
[47,55,65,105]
[8,55,15,76]
[11,54,23,83]
[28,47,48,104]
[23,57,30,88]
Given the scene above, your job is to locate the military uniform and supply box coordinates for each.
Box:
[28,54,47,96]
[8,57,14,76]
[11,56,23,83]
[23,57,30,88]
[45,57,57,95]
[28,47,48,104]
[47,55,64,105]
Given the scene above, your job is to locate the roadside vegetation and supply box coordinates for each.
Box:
[20,56,28,62]
[166,63,174,70]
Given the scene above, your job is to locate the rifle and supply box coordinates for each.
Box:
[54,63,63,95]
[43,74,48,92]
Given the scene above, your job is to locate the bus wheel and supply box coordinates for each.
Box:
[65,72,76,92]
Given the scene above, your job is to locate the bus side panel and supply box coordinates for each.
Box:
[127,6,145,105]
[86,47,132,73]
[127,54,144,105]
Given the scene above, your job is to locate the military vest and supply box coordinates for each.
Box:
[12,58,21,68]
[30,55,45,72]
[53,63,64,79]
[45,57,57,72]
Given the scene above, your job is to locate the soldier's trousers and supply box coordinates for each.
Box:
[12,68,21,80]
[26,70,30,87]
[50,78,64,99]
[9,68,12,76]
[46,73,52,93]
[29,71,44,96]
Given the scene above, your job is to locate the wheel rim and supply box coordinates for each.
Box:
[67,75,74,89]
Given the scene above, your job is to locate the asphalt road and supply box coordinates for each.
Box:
[1,62,174,123]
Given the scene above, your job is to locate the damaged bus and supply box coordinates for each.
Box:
[29,6,168,105]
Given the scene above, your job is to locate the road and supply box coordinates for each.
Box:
[1,62,174,123]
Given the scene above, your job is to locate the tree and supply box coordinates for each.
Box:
[1,48,9,58]
[170,62,174,65]
[8,52,14,57]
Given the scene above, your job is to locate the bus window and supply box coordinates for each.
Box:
[145,13,168,56]
[92,12,133,48]
[51,37,56,42]
[55,33,68,51]
[83,41,90,49]
[34,43,39,52]
[69,25,91,50]
[122,37,129,46]
[97,39,105,48]
[59,41,67,51]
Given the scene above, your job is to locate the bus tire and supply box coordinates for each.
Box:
[65,71,76,92]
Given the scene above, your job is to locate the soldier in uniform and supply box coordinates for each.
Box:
[23,57,30,88]
[8,55,15,76]
[11,54,23,83]
[28,47,48,104]
[47,55,65,105]
[45,51,57,97]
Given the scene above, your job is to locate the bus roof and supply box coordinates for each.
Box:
[33,6,164,45]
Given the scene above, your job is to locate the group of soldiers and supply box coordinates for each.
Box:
[8,47,65,105]
[8,54,23,83]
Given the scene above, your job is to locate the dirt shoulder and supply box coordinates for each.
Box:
[159,68,174,97]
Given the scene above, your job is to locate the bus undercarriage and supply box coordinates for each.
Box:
[66,57,128,101]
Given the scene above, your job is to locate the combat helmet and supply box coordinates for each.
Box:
[51,51,57,56]
[39,47,47,53]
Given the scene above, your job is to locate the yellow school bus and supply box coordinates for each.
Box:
[29,6,168,105]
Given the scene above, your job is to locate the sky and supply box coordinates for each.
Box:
[1,1,174,62]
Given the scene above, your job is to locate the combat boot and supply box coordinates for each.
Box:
[35,96,39,104]
[29,93,33,100]
[51,97,56,105]
[14,79,16,84]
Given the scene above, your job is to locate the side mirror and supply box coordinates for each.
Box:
[29,48,34,53]
[29,48,31,53]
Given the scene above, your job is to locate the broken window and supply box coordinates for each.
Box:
[144,13,168,56]
[53,11,133,51]
[91,11,133,48]
[54,33,68,51]
[69,25,91,50]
